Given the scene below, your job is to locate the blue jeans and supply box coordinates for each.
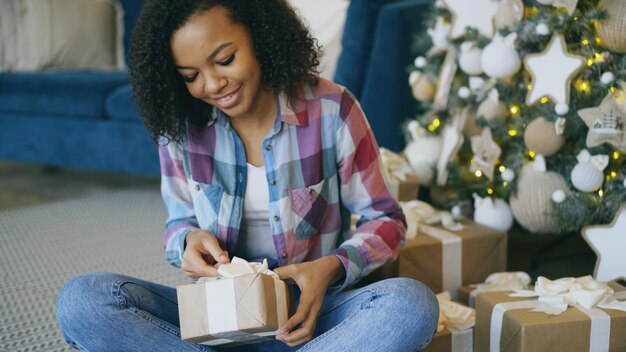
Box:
[57,273,438,352]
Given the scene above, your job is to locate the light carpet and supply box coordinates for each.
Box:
[0,190,189,351]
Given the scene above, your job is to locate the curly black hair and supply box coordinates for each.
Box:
[129,0,322,143]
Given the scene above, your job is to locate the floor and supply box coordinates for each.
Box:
[0,161,598,280]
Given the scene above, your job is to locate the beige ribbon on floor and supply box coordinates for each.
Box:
[489,276,626,352]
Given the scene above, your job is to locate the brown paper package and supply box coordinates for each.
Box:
[474,282,626,352]
[399,221,507,293]
[389,174,420,202]
[177,273,292,345]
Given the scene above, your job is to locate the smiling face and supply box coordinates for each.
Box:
[170,6,274,121]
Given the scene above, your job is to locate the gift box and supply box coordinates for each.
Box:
[177,272,292,346]
[457,285,478,308]
[458,272,532,308]
[398,220,507,296]
[423,327,473,352]
[474,281,626,352]
[388,173,420,202]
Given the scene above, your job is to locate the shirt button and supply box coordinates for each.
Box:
[265,144,272,151]
[281,252,288,259]
[270,179,277,185]
[273,215,280,221]
[195,184,201,191]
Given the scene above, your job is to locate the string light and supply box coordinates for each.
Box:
[598,189,604,197]
[432,118,441,128]
[576,79,591,93]
[527,83,533,91]
[509,105,520,116]
[528,151,536,158]
[587,58,594,66]
[487,188,494,195]
[503,181,508,187]
[475,170,483,178]
[614,151,620,160]
[540,97,549,104]
[610,171,618,179]
[499,166,506,173]
[582,39,589,45]
[610,86,616,93]
[595,37,602,45]
[508,129,518,136]
[427,124,436,132]
[594,53,605,63]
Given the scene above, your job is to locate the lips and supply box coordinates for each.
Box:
[213,85,242,110]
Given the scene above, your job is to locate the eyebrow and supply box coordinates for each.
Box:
[174,42,233,69]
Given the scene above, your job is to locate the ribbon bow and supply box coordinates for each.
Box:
[510,275,626,315]
[379,148,417,182]
[473,271,531,292]
[198,257,279,282]
[402,200,464,238]
[436,291,475,332]
[577,149,609,171]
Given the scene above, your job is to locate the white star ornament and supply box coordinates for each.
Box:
[582,203,626,281]
[524,34,585,106]
[443,0,500,39]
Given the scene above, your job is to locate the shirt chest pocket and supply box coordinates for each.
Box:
[288,179,328,240]
[189,180,223,234]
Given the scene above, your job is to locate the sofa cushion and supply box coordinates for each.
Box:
[106,84,142,122]
[333,0,396,98]
[0,71,130,120]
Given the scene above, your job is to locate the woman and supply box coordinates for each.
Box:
[56,1,438,351]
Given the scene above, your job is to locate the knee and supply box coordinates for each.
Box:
[56,272,119,333]
[377,278,439,334]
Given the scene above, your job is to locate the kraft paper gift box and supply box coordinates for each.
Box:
[474,281,626,352]
[423,327,474,352]
[379,147,420,202]
[458,272,532,308]
[177,273,291,346]
[388,173,420,202]
[398,221,507,296]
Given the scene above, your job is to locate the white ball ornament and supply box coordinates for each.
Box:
[536,23,550,36]
[501,169,515,182]
[409,71,436,102]
[481,39,521,79]
[459,44,484,75]
[403,137,443,186]
[555,103,569,115]
[473,195,514,232]
[551,189,566,203]
[601,72,615,85]
[623,177,626,188]
[458,87,472,99]
[571,161,604,192]
[414,56,427,68]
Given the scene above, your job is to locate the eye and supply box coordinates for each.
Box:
[182,72,198,83]
[218,54,235,66]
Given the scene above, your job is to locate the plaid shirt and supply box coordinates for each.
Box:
[159,78,406,291]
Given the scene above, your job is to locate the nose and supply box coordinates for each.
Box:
[203,71,227,95]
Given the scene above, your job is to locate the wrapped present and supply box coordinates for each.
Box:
[475,276,626,352]
[424,291,475,352]
[177,258,292,346]
[399,201,507,297]
[457,272,531,308]
[380,148,420,201]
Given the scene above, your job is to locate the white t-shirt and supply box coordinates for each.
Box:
[236,163,276,262]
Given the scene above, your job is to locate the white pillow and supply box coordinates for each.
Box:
[0,0,124,72]
[288,0,350,81]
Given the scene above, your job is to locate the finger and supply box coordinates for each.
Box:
[184,250,220,278]
[201,238,229,264]
[278,300,321,345]
[273,265,295,280]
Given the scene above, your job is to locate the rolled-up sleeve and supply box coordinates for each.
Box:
[330,89,406,292]
[159,140,199,268]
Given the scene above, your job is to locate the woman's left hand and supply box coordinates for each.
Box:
[272,256,344,347]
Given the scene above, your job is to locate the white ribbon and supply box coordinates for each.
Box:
[402,200,464,237]
[576,149,609,171]
[379,148,418,182]
[509,275,626,315]
[436,291,475,332]
[467,271,532,307]
[198,257,279,282]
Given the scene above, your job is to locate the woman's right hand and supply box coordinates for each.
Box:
[181,229,230,279]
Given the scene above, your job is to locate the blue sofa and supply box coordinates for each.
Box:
[0,0,431,176]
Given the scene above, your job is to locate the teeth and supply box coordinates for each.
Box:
[218,93,234,103]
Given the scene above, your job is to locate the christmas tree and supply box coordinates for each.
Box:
[405,0,626,234]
